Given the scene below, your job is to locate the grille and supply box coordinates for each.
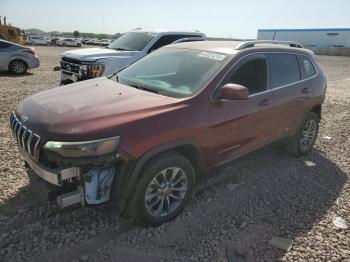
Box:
[10,112,41,159]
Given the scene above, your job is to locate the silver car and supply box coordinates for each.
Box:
[0,39,40,75]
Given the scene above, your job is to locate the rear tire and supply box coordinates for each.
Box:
[287,112,320,156]
[9,60,28,75]
[128,152,195,226]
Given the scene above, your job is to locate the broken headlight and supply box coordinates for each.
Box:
[43,136,120,158]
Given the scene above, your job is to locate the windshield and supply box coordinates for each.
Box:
[116,48,228,98]
[109,32,156,51]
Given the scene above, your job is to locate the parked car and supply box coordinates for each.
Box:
[85,38,99,45]
[60,29,205,85]
[0,39,39,74]
[28,36,48,45]
[49,38,60,45]
[57,38,81,47]
[82,38,90,44]
[10,40,326,225]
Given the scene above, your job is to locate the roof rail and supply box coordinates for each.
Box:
[236,40,303,50]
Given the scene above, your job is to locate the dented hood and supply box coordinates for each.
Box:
[16,77,182,141]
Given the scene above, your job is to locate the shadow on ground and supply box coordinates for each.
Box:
[0,145,347,262]
[0,72,34,77]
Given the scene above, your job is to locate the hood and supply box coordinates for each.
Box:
[62,48,138,62]
[17,78,184,141]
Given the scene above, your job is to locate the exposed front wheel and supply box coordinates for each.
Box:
[129,152,195,226]
[9,60,28,75]
[287,112,320,156]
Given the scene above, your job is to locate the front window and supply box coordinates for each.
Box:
[109,32,156,51]
[116,48,228,98]
[226,55,267,95]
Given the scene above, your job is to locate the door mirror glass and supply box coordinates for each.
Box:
[220,83,248,100]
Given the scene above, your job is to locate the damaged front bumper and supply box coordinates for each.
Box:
[22,150,116,208]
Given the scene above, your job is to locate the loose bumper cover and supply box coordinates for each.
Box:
[22,150,116,206]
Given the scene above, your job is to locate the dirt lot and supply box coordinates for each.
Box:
[0,46,349,262]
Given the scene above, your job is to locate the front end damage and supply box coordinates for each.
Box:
[10,111,131,209]
[21,147,121,208]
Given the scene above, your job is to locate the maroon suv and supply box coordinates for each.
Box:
[10,40,326,225]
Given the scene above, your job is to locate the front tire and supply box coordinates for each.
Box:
[9,60,28,75]
[128,152,195,226]
[287,112,320,156]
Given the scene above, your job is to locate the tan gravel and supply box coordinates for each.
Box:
[0,47,349,262]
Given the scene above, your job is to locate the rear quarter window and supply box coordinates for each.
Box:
[297,55,317,79]
[269,53,301,88]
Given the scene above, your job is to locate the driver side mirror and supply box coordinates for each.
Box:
[219,83,249,100]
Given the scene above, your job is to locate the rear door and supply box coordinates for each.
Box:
[268,52,315,137]
[209,53,276,164]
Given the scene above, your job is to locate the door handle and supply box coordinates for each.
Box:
[259,99,272,107]
[302,87,311,94]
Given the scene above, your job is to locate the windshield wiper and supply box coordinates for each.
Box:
[129,84,158,94]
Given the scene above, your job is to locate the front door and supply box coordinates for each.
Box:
[208,53,276,165]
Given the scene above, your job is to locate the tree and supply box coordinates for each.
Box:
[73,30,80,38]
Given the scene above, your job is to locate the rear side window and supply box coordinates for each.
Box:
[269,53,301,88]
[297,55,317,79]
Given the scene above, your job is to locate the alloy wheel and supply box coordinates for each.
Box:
[300,119,317,151]
[145,167,188,218]
[12,61,26,74]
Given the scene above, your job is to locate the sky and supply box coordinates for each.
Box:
[0,0,349,38]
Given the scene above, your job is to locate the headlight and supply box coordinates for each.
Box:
[79,63,105,78]
[43,136,120,158]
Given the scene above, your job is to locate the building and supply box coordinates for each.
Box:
[258,28,350,48]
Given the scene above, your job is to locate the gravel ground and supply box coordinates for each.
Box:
[0,46,349,262]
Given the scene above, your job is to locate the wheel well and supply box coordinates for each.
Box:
[310,105,322,118]
[172,144,204,175]
[9,59,28,69]
[138,144,205,179]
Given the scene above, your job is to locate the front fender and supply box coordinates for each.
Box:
[116,139,204,212]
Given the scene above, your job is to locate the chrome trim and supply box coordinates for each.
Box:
[236,40,303,50]
[21,149,80,186]
[10,111,41,159]
[27,130,33,154]
[33,134,41,159]
[219,144,241,154]
[14,122,20,141]
[24,152,61,185]
[21,126,27,148]
[212,51,319,101]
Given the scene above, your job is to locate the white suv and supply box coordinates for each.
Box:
[60,29,205,84]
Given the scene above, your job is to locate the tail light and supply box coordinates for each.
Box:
[22,48,36,56]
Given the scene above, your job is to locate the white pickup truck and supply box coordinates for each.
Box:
[60,29,205,84]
